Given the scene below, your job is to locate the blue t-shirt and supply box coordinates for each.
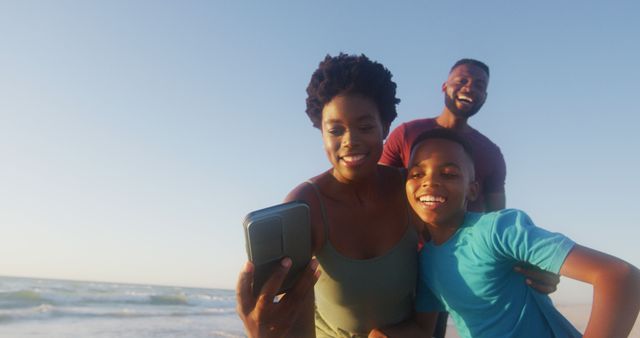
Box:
[416,209,582,338]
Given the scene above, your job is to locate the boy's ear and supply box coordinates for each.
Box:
[466,181,479,202]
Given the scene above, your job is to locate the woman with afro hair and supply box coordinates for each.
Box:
[236,53,433,337]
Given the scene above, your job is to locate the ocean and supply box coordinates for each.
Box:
[0,276,245,337]
[4,275,637,338]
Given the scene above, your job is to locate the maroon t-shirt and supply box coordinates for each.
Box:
[380,118,506,212]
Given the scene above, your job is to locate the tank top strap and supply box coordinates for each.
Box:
[305,180,330,240]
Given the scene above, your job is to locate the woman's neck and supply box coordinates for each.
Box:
[329,167,383,206]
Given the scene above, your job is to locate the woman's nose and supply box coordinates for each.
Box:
[342,131,360,147]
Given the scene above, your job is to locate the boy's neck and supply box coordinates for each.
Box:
[426,225,459,246]
[425,212,466,246]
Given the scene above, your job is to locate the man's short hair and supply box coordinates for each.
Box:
[450,58,490,77]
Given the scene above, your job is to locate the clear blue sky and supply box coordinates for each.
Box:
[1,1,638,303]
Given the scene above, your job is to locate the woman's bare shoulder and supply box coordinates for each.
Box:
[284,172,330,203]
[284,173,331,253]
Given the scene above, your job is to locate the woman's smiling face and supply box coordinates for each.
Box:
[321,94,387,183]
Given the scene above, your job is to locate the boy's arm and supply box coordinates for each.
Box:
[560,244,640,338]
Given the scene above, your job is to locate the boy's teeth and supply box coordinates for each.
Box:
[419,195,445,203]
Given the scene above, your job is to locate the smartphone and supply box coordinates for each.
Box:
[243,201,311,296]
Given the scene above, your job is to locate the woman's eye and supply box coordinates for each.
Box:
[360,125,374,132]
[327,128,343,136]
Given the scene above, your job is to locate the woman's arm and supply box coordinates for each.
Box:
[237,181,323,338]
[236,258,320,338]
[368,312,437,338]
[560,244,640,338]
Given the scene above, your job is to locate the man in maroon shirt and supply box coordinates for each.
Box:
[380,59,506,212]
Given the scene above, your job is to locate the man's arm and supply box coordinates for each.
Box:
[560,244,640,338]
[483,144,507,212]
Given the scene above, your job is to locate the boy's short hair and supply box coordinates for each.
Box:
[409,128,475,162]
[450,58,490,77]
[305,53,400,129]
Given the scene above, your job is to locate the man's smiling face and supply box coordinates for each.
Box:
[443,64,489,119]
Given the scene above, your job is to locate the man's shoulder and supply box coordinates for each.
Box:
[393,118,440,141]
[464,125,502,155]
[402,117,439,130]
[385,117,438,147]
[400,118,500,150]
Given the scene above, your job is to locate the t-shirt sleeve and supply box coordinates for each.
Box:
[380,123,406,167]
[415,274,446,313]
[489,209,575,273]
[483,146,506,194]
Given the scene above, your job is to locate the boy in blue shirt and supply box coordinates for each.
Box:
[406,129,640,338]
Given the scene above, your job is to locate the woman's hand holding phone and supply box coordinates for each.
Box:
[236,258,320,338]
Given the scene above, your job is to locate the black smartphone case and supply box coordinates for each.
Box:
[243,201,311,296]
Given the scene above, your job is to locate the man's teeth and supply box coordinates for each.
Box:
[343,155,365,162]
[419,195,445,203]
[457,95,473,103]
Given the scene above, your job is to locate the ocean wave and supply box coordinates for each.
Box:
[148,294,189,306]
[0,289,227,309]
[209,330,245,338]
[0,304,236,324]
[0,290,43,301]
[0,277,238,325]
[0,290,52,309]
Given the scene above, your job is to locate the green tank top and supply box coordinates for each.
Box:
[306,182,418,338]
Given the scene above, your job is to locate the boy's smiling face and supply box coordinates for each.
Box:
[406,138,478,230]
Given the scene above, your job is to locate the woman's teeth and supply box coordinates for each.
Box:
[342,155,365,162]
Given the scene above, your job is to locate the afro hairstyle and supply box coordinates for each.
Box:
[305,53,400,130]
